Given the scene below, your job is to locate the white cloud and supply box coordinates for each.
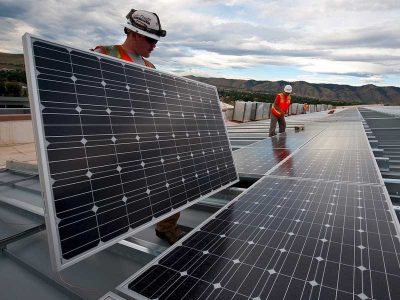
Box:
[0,18,35,52]
[298,58,387,76]
[296,73,350,85]
[0,0,399,86]
[361,75,385,85]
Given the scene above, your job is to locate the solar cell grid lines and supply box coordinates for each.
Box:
[23,35,238,269]
[242,134,313,151]
[309,123,366,143]
[233,147,291,177]
[304,136,369,150]
[271,149,381,184]
[120,176,400,300]
[232,130,326,177]
[315,109,362,123]
[318,126,366,135]
[323,123,364,130]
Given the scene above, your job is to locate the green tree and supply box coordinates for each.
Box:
[218,88,362,106]
[5,82,22,96]
[0,80,6,96]
[0,70,27,84]
[7,70,27,83]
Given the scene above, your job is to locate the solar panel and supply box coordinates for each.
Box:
[233,146,291,178]
[23,34,238,270]
[118,176,400,300]
[321,127,365,135]
[232,129,326,177]
[271,149,381,184]
[315,109,362,123]
[304,129,369,150]
[239,132,319,151]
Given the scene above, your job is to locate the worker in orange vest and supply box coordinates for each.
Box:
[269,85,292,137]
[93,9,185,245]
[303,103,309,114]
[93,9,164,67]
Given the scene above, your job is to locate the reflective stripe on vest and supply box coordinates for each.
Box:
[271,93,291,117]
[271,104,284,117]
[93,45,155,68]
[116,45,133,62]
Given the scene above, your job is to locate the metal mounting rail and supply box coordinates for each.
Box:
[0,223,46,249]
[0,174,39,187]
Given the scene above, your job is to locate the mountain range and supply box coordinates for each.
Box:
[186,76,400,105]
[1,52,399,105]
[0,52,25,71]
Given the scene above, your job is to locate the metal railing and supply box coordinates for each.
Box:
[0,108,31,115]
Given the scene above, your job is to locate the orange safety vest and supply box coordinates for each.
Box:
[93,45,155,68]
[271,93,291,117]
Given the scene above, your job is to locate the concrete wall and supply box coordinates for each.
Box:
[233,101,253,122]
[223,108,234,121]
[0,118,34,145]
[243,102,252,122]
[233,101,246,122]
[251,102,266,121]
[263,103,271,119]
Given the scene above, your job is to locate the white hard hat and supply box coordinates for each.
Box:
[124,9,166,41]
[284,85,292,93]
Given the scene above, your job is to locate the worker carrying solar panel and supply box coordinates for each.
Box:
[269,85,292,137]
[92,9,185,245]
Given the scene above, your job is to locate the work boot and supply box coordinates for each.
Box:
[269,133,276,137]
[174,226,186,242]
[155,226,186,245]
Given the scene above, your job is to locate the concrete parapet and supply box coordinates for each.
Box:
[0,116,34,145]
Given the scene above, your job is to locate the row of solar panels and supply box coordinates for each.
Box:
[359,107,400,205]
[117,108,400,300]
[364,106,400,117]
[232,101,333,122]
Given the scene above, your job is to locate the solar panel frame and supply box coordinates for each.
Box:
[22,33,239,270]
[98,292,126,300]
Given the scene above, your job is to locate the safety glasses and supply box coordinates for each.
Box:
[144,36,158,45]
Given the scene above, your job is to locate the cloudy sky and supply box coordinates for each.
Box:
[1,0,400,87]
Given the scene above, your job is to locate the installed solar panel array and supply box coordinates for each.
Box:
[119,108,400,299]
[233,126,326,178]
[233,146,291,178]
[23,34,238,270]
[271,149,380,184]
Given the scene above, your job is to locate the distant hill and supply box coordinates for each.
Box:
[1,52,399,104]
[187,76,400,105]
[0,52,24,71]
